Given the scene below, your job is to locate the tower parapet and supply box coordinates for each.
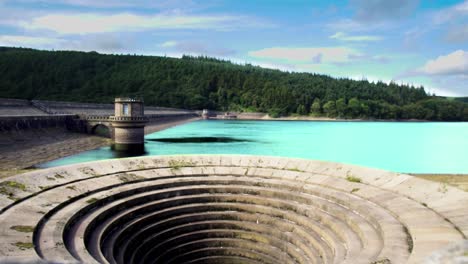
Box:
[110,98,148,152]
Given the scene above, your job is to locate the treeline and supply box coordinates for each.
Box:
[0,47,466,121]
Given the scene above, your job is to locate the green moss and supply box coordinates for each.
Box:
[421,202,428,207]
[14,242,34,250]
[168,160,194,170]
[350,188,360,193]
[346,175,362,183]
[10,225,34,233]
[0,187,14,198]
[0,181,27,200]
[86,198,99,204]
[0,181,26,191]
[288,167,302,172]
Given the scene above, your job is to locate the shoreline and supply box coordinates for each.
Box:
[209,113,457,122]
[411,174,468,192]
[0,116,199,178]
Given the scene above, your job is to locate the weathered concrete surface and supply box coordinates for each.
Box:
[425,240,468,264]
[0,155,466,264]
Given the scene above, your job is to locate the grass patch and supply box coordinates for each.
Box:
[10,225,34,233]
[346,175,362,183]
[86,198,99,204]
[0,181,26,191]
[14,242,34,250]
[168,160,194,170]
[0,181,27,200]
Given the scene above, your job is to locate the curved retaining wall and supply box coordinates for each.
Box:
[0,155,466,263]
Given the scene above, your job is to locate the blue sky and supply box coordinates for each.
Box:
[0,0,467,96]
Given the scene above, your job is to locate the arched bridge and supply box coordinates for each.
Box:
[83,113,199,138]
[84,115,114,138]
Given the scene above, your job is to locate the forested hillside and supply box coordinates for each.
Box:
[0,47,466,121]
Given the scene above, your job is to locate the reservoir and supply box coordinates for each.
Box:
[40,120,468,174]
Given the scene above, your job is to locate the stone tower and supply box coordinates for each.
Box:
[111,98,148,152]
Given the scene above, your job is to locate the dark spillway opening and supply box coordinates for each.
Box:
[147,137,252,143]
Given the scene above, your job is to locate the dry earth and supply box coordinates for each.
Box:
[0,116,199,178]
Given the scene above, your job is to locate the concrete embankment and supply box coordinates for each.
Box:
[1,155,467,263]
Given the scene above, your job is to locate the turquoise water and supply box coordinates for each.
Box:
[40,120,468,173]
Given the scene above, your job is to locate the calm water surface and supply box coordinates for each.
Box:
[40,120,468,173]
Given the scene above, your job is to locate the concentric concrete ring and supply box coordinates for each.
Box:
[0,155,467,264]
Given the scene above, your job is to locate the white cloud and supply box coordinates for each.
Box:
[160,41,178,47]
[417,50,468,76]
[159,40,235,56]
[446,25,468,43]
[0,35,66,47]
[434,0,468,24]
[248,47,361,64]
[350,0,420,22]
[330,32,382,42]
[16,12,265,35]
[9,0,201,9]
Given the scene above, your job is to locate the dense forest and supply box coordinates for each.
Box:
[0,47,467,121]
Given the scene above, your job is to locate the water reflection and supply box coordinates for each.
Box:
[147,137,252,143]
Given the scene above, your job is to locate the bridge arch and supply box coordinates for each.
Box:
[91,124,111,138]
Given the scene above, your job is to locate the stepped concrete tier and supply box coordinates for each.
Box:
[0,155,467,264]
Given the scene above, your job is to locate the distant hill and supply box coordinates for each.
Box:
[0,47,466,121]
[444,97,468,103]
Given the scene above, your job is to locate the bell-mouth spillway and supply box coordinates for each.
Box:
[0,155,467,263]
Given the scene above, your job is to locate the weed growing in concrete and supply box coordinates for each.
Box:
[288,167,302,172]
[86,198,99,204]
[54,174,65,179]
[10,225,34,233]
[168,160,194,170]
[0,181,26,191]
[346,175,362,183]
[14,242,34,250]
[66,185,77,191]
